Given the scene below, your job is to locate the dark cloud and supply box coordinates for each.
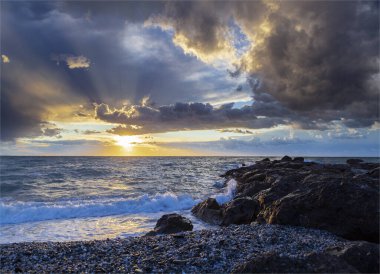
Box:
[0,92,44,141]
[235,85,243,92]
[82,130,102,135]
[218,128,253,134]
[97,101,286,135]
[42,127,63,138]
[150,0,379,128]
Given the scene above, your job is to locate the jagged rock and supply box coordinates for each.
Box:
[145,214,193,236]
[191,198,222,225]
[232,252,358,273]
[326,241,379,273]
[222,197,259,225]
[259,173,379,242]
[281,155,292,161]
[194,158,379,243]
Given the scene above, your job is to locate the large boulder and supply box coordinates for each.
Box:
[222,197,259,225]
[145,213,193,236]
[191,198,222,225]
[232,252,358,273]
[259,175,379,242]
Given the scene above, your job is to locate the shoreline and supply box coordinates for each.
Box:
[0,224,365,273]
[1,156,379,273]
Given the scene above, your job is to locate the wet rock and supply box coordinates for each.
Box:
[232,252,358,273]
[222,197,259,225]
[191,198,222,225]
[146,214,193,236]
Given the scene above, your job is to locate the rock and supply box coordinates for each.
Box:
[293,157,304,162]
[359,162,379,170]
[232,252,358,273]
[259,174,379,242]
[145,214,193,236]
[326,242,379,273]
[191,198,222,225]
[261,158,270,162]
[368,167,379,178]
[346,159,363,165]
[281,155,292,161]
[193,157,379,243]
[251,173,266,181]
[236,180,271,198]
[222,197,259,225]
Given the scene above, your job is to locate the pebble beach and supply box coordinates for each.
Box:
[0,224,352,273]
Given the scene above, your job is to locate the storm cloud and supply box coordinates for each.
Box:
[149,0,379,127]
[1,0,379,143]
[96,101,286,135]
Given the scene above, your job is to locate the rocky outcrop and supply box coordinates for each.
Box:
[145,213,193,236]
[192,157,380,243]
[191,198,222,225]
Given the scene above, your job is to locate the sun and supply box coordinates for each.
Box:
[114,136,142,150]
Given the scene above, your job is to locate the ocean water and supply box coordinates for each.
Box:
[0,156,378,244]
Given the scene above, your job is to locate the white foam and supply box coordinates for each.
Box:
[213,179,237,205]
[0,193,200,225]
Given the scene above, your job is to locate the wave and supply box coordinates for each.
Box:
[0,193,199,225]
[213,179,237,205]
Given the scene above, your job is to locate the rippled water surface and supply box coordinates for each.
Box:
[0,156,378,243]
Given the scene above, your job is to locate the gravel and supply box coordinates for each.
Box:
[0,223,351,273]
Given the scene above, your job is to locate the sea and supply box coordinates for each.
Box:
[0,156,378,244]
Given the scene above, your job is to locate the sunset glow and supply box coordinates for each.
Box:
[0,1,378,156]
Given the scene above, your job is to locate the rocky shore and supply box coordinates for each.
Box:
[1,224,378,273]
[1,157,379,273]
[193,156,379,243]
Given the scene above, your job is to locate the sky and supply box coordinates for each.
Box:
[0,0,379,156]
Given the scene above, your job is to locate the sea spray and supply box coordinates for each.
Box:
[213,179,237,205]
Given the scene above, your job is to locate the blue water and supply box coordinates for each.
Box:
[0,156,378,243]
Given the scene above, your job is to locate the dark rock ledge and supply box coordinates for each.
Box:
[193,156,380,243]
